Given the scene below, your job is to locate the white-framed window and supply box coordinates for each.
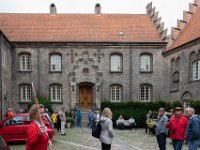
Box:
[50,55,61,72]
[50,85,62,102]
[140,55,151,72]
[20,54,31,71]
[110,55,122,72]
[192,60,200,81]
[140,85,151,102]
[20,85,31,102]
[1,50,6,65]
[183,100,190,110]
[111,85,122,102]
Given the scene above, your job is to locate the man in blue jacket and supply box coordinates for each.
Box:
[185,107,200,150]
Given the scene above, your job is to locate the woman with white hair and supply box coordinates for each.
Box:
[100,107,114,150]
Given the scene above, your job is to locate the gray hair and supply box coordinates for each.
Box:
[186,107,195,114]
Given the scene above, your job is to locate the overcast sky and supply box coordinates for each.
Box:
[0,0,194,34]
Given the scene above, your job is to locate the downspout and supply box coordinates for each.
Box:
[0,36,2,120]
[37,48,40,97]
[129,46,133,101]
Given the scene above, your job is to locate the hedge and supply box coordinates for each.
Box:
[101,101,182,128]
[189,100,200,114]
[28,97,53,113]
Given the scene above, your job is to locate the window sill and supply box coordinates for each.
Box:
[18,70,31,73]
[51,101,63,104]
[19,101,31,104]
[140,71,153,74]
[139,100,151,102]
[110,71,123,74]
[190,79,200,83]
[170,89,179,93]
[49,71,62,73]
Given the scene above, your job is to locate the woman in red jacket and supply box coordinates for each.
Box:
[26,104,51,150]
[166,107,188,150]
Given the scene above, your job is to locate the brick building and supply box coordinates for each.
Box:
[0,2,200,119]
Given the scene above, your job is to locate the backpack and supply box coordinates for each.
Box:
[92,121,101,139]
[56,114,61,123]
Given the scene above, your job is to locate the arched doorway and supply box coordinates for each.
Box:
[78,83,94,109]
[181,91,192,110]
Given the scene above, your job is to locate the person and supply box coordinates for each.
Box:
[155,108,168,150]
[128,117,136,128]
[39,104,53,127]
[39,104,53,139]
[59,107,66,135]
[76,109,82,128]
[100,107,114,150]
[26,104,51,150]
[88,109,94,128]
[166,107,188,150]
[145,110,152,133]
[6,108,14,118]
[117,115,125,130]
[18,108,24,114]
[51,112,57,129]
[56,111,61,132]
[185,107,200,150]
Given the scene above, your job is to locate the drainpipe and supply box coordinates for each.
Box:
[37,48,40,96]
[129,46,133,101]
[0,37,2,120]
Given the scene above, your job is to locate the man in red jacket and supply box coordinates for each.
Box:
[166,107,188,150]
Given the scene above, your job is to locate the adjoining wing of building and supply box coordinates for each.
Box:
[0,1,200,119]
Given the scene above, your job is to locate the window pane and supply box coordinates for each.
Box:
[51,55,61,71]
[111,86,122,102]
[20,85,31,101]
[111,55,121,71]
[193,60,200,80]
[20,54,31,71]
[141,55,151,71]
[51,85,61,101]
[140,85,151,101]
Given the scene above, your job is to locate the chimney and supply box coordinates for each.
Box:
[95,3,101,15]
[50,3,56,16]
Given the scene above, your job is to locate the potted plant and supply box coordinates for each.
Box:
[66,117,73,128]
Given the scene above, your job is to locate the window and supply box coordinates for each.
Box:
[173,71,180,83]
[19,54,31,71]
[50,55,61,72]
[50,85,62,102]
[111,85,122,102]
[140,85,152,102]
[183,100,190,110]
[110,54,122,72]
[3,116,24,126]
[192,60,200,80]
[20,85,31,102]
[1,50,6,65]
[140,54,151,72]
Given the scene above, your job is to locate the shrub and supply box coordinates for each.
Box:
[28,97,53,113]
[101,100,182,128]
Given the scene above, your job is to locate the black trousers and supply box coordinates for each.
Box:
[101,143,111,150]
[156,133,166,150]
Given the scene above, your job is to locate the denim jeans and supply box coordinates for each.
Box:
[76,118,82,128]
[118,123,125,129]
[172,139,183,150]
[188,140,200,150]
[156,133,166,150]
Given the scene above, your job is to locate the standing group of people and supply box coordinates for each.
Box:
[155,107,200,150]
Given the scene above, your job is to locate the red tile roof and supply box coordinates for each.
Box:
[0,13,163,43]
[167,7,200,51]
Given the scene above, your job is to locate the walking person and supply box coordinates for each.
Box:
[145,110,152,133]
[26,104,51,150]
[185,107,200,150]
[76,109,82,128]
[59,107,66,135]
[88,109,94,128]
[156,108,168,150]
[100,107,114,150]
[166,107,188,150]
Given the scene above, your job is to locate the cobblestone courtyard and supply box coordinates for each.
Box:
[9,128,189,150]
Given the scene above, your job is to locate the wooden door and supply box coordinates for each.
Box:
[79,85,93,109]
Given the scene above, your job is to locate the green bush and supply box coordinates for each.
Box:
[101,100,182,128]
[189,100,200,114]
[28,97,53,113]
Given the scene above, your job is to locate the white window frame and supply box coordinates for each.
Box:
[50,55,61,72]
[140,85,151,102]
[192,60,200,81]
[20,85,31,102]
[140,55,151,72]
[110,55,122,72]
[111,85,122,102]
[20,54,31,71]
[2,50,6,65]
[50,85,62,102]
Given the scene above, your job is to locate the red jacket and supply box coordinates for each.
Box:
[166,115,188,141]
[26,122,49,150]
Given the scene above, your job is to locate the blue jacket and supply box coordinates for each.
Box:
[155,114,168,135]
[186,116,200,141]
